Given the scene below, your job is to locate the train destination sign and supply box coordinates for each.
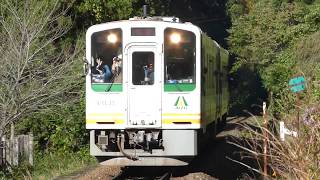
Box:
[289,76,305,93]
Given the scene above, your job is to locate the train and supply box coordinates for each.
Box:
[85,16,229,166]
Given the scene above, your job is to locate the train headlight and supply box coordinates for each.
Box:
[170,33,181,44]
[107,33,117,43]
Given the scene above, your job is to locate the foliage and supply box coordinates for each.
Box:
[228,0,320,106]
[228,0,320,178]
[295,31,320,79]
[0,0,83,137]
[70,0,174,28]
[1,148,96,179]
[74,0,138,23]
[234,102,320,179]
[0,0,88,177]
[228,65,268,115]
[31,149,96,179]
[17,95,87,153]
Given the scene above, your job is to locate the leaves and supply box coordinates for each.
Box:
[17,96,87,153]
[228,1,320,177]
[0,0,84,137]
[228,0,320,96]
[75,0,137,23]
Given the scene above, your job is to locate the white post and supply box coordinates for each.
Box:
[280,121,298,141]
[280,121,285,141]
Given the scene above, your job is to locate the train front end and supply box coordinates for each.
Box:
[85,17,201,166]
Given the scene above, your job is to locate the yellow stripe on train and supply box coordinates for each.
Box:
[162,113,200,124]
[162,119,201,124]
[86,119,125,124]
[162,113,200,117]
[86,113,201,124]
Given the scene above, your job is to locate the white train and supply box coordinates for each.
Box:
[85,16,229,166]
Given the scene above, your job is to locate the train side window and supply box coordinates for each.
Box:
[90,28,123,92]
[132,52,154,85]
[164,28,196,91]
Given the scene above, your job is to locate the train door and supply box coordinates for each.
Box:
[127,45,162,127]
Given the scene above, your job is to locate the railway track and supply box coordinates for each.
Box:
[112,167,173,180]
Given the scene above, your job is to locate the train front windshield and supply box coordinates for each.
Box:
[164,28,196,91]
[90,28,123,92]
[89,26,196,92]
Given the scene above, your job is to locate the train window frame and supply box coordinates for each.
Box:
[164,28,196,92]
[90,28,123,92]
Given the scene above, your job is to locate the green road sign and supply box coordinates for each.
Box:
[289,76,305,93]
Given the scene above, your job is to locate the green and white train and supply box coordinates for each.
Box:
[85,16,229,166]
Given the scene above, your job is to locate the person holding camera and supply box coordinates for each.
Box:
[111,56,122,83]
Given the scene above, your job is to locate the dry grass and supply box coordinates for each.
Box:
[231,103,320,179]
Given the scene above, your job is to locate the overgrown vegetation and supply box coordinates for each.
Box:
[233,101,320,179]
[227,0,320,178]
[2,149,96,179]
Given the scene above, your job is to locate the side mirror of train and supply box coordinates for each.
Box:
[83,57,89,77]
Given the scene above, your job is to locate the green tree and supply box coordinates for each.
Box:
[228,1,320,96]
[74,0,137,23]
[228,1,320,178]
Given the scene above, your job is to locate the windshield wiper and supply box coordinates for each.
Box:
[105,74,116,92]
[173,82,182,92]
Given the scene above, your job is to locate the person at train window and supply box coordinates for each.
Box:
[142,63,154,84]
[111,56,122,83]
[148,63,154,84]
[96,57,112,83]
[143,65,150,82]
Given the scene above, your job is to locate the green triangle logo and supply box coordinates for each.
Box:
[174,96,188,109]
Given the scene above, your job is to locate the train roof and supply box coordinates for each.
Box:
[128,16,181,23]
[88,16,201,32]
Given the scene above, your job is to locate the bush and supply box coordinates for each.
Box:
[228,1,320,178]
[17,94,88,153]
[32,148,96,179]
[9,94,95,178]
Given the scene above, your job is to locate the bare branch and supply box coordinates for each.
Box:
[0,0,80,137]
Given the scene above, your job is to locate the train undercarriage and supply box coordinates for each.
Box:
[90,129,198,166]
